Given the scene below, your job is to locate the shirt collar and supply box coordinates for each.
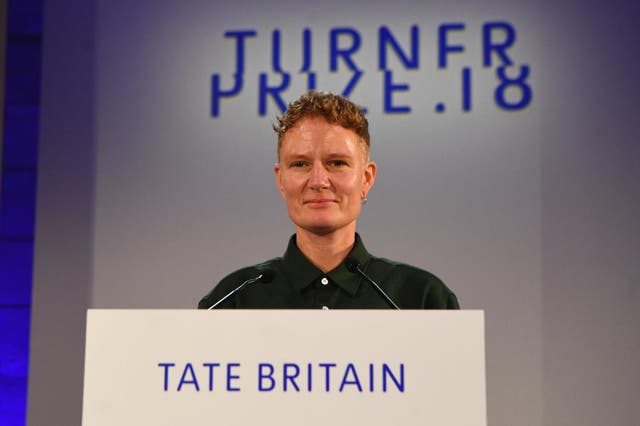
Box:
[281,233,371,296]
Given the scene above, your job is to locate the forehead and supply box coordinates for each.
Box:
[279,116,368,158]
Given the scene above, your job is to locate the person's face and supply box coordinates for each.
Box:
[274,116,376,236]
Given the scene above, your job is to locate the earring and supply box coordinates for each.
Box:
[361,196,368,205]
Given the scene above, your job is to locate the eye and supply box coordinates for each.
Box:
[328,159,348,167]
[289,161,307,168]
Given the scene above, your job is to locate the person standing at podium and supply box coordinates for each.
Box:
[198,91,459,310]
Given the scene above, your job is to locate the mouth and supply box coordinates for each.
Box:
[304,199,336,206]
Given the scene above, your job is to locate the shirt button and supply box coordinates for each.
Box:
[322,305,329,310]
[321,277,329,286]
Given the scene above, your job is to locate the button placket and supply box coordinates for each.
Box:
[317,276,332,309]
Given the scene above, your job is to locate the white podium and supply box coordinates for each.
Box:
[82,310,486,425]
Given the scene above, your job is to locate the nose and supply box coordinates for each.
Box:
[308,162,329,190]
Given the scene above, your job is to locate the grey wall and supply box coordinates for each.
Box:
[27,0,94,424]
[29,1,639,425]
[540,3,640,424]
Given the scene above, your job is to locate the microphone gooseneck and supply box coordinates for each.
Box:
[345,258,400,310]
[345,258,360,274]
[208,269,275,310]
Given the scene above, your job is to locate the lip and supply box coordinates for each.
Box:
[304,198,336,206]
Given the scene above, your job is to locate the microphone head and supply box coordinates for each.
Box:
[258,269,276,283]
[345,257,360,273]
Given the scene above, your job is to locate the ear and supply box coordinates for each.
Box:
[274,163,286,198]
[361,161,377,198]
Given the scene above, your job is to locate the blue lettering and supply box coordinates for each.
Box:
[258,363,276,392]
[226,363,241,392]
[462,67,472,111]
[211,74,243,117]
[382,363,404,392]
[318,363,336,392]
[283,363,301,392]
[495,65,532,110]
[369,363,374,392]
[301,29,316,90]
[329,28,361,71]
[301,29,312,71]
[226,30,257,75]
[378,25,419,70]
[438,23,465,68]
[177,362,200,391]
[203,362,220,391]
[209,23,532,117]
[341,70,363,98]
[158,362,175,391]
[306,72,317,90]
[211,30,257,117]
[383,70,410,113]
[258,72,291,116]
[271,29,284,72]
[339,363,363,392]
[483,22,516,67]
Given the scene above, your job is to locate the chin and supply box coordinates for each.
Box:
[297,218,356,236]
[299,220,334,234]
[289,209,356,234]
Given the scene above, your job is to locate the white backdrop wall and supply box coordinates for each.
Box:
[29,0,639,425]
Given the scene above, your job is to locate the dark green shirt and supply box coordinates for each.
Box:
[198,233,459,310]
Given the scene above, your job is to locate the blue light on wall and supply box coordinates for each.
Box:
[0,0,42,424]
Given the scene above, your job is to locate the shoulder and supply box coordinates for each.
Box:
[197,257,282,309]
[368,255,439,280]
[367,255,460,309]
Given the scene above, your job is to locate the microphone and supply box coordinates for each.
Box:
[345,258,400,310]
[207,269,275,310]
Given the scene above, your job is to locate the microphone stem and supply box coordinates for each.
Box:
[355,266,400,310]
[208,274,262,310]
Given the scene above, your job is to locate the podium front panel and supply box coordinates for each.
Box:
[82,310,486,425]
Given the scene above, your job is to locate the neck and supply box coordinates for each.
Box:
[295,227,356,273]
